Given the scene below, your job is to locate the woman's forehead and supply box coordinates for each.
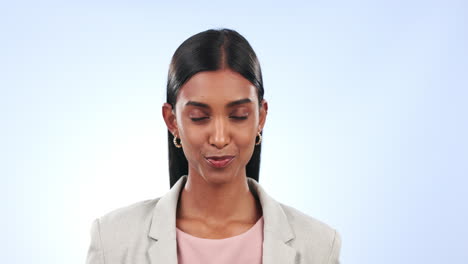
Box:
[177,70,257,105]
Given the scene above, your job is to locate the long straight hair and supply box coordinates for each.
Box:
[166,28,265,188]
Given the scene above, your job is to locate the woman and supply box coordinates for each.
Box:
[86,28,341,264]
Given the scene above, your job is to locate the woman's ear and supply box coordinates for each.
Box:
[259,99,268,131]
[162,103,178,135]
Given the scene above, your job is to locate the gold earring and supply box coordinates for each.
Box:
[173,134,182,148]
[255,131,262,145]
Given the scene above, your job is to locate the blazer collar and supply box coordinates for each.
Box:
[147,175,297,264]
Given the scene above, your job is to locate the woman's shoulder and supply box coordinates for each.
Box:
[98,198,161,225]
[94,198,162,243]
[87,198,164,263]
[278,202,341,252]
[279,202,336,234]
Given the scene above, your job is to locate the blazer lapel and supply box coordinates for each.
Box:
[263,238,298,264]
[247,178,298,264]
[147,176,187,264]
[147,241,177,264]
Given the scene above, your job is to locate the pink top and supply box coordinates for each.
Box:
[176,216,264,264]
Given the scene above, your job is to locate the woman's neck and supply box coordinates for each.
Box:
[176,172,262,225]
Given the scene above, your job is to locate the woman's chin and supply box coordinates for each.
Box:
[201,170,240,186]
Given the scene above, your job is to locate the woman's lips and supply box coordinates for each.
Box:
[204,156,235,168]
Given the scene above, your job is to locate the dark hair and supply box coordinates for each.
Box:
[166,28,265,188]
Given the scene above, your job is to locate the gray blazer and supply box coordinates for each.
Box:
[86,175,341,264]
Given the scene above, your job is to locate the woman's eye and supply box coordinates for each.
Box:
[190,117,209,122]
[230,116,248,120]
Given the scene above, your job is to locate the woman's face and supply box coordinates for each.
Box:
[163,69,268,185]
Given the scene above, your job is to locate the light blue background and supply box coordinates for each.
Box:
[1,0,467,263]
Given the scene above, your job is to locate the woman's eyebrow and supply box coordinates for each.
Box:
[185,101,209,108]
[185,98,252,109]
[226,98,252,107]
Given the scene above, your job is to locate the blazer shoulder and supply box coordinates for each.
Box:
[94,198,162,248]
[98,198,161,226]
[279,203,341,262]
[279,203,336,236]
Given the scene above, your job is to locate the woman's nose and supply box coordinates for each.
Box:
[209,117,230,149]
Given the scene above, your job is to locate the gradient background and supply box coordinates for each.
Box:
[1,0,467,263]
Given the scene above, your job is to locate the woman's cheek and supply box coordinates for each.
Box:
[236,129,256,147]
[185,131,203,146]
